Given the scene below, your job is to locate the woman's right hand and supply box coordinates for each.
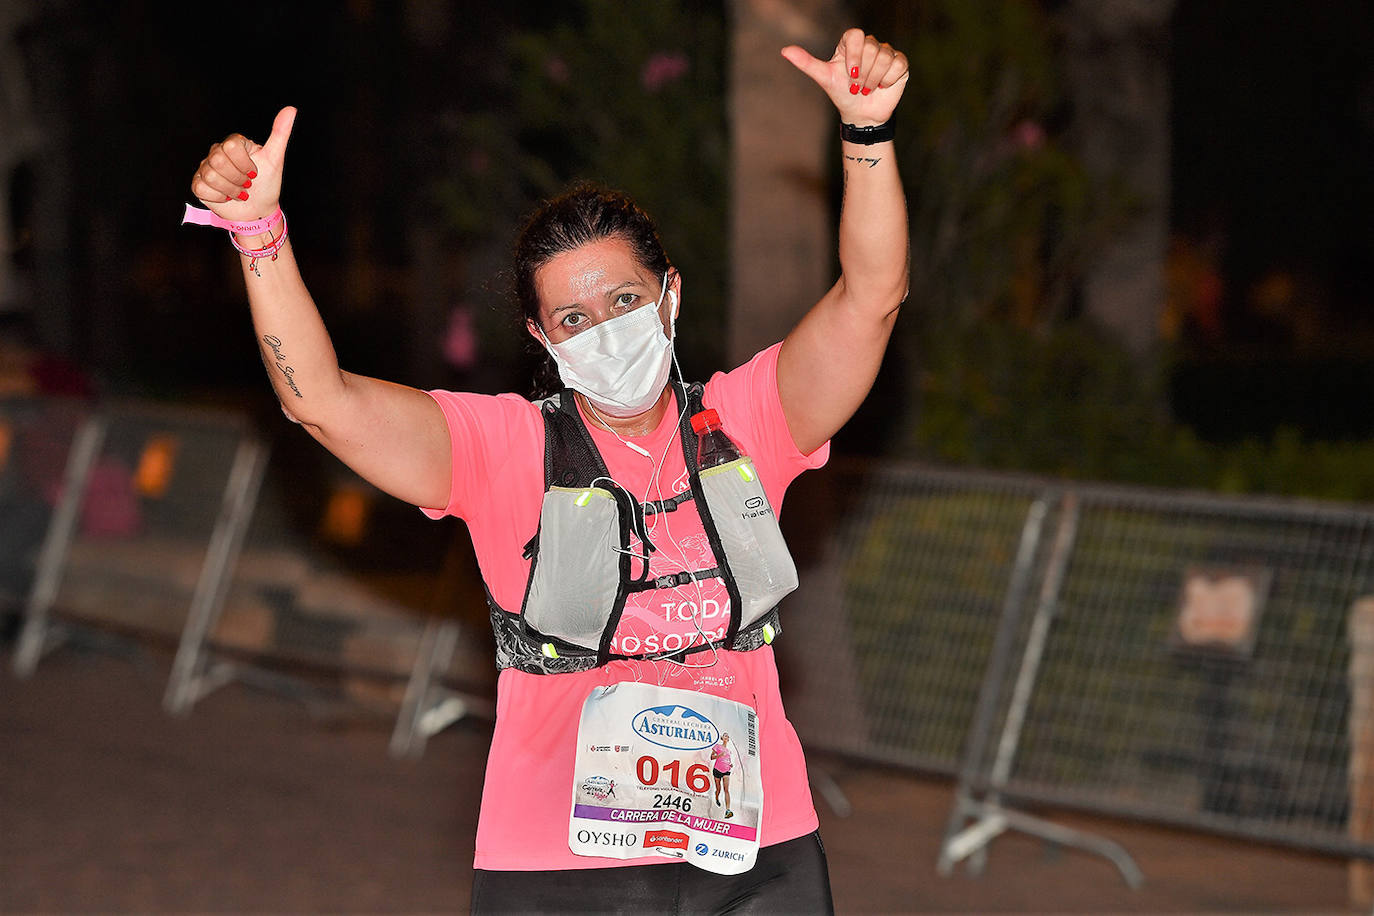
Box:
[190,106,296,226]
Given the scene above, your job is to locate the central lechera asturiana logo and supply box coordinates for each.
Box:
[631,704,719,751]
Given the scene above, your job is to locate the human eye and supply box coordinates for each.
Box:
[614,292,640,310]
[560,311,589,330]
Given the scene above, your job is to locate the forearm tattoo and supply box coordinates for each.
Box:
[261,334,304,399]
[844,153,883,169]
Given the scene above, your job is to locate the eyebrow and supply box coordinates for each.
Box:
[548,281,648,318]
[605,280,645,301]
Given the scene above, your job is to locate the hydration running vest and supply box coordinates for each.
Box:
[485,379,799,675]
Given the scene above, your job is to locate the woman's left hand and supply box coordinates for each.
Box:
[781,28,909,127]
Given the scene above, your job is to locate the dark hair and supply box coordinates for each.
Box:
[513,182,671,398]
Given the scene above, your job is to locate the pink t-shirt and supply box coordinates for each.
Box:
[423,342,827,871]
[711,742,734,773]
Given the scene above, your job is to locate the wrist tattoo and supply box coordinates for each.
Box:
[844,153,883,169]
[261,334,304,399]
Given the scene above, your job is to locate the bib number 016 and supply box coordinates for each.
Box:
[637,755,711,794]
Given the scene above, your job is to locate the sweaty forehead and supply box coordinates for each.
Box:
[536,238,648,312]
[568,261,608,298]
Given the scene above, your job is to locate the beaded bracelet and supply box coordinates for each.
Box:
[228,213,289,276]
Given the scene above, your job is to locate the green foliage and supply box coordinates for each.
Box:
[844,0,1143,470]
[848,1,1374,500]
[909,321,1176,478]
[431,0,729,373]
[861,0,1131,330]
[907,319,1374,500]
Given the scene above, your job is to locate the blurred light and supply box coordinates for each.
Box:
[0,419,12,474]
[135,433,180,499]
[320,481,372,546]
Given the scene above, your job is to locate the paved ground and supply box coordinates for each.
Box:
[0,644,1357,914]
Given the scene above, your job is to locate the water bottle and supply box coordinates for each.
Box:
[692,409,741,469]
[690,407,799,628]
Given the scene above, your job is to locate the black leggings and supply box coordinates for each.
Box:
[471,831,834,915]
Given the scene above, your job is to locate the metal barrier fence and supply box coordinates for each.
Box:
[3,394,493,755]
[10,400,267,687]
[778,460,1374,889]
[781,462,1056,773]
[0,397,99,614]
[171,465,496,743]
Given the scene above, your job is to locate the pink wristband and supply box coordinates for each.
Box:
[230,212,288,256]
[181,203,283,236]
[227,212,288,276]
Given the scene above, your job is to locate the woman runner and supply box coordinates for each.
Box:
[187,26,908,915]
[711,732,734,819]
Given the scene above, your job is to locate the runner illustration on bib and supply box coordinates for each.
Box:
[710,733,734,818]
[570,682,762,875]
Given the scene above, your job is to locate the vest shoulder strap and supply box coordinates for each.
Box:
[541,383,706,489]
[539,390,610,489]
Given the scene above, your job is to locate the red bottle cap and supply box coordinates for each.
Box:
[690,409,721,434]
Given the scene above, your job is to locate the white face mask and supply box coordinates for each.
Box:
[539,273,677,418]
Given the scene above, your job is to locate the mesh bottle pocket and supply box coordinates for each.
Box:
[699,458,798,628]
[523,486,622,649]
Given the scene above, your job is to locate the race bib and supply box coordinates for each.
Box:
[569,682,762,875]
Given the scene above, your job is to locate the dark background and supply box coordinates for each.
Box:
[3,0,1370,437]
[1170,0,1374,440]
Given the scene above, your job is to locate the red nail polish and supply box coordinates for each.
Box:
[849,66,858,79]
[861,86,871,96]
[247,170,258,179]
[243,180,252,188]
[238,191,249,201]
[849,82,859,95]
[225,195,233,202]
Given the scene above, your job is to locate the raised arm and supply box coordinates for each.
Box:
[190,107,451,510]
[776,30,910,455]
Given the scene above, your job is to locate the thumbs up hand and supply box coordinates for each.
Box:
[190,106,297,222]
[781,29,908,127]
